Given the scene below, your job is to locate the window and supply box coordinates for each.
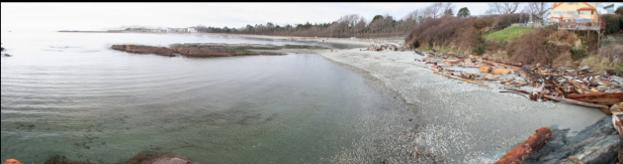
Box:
[579,10,591,15]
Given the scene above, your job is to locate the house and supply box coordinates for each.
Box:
[548,2,601,31]
[603,4,615,14]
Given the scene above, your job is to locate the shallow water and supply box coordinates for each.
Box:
[1,32,417,163]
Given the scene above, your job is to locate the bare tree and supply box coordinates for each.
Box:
[523,3,550,24]
[332,14,365,37]
[422,3,454,19]
[487,3,521,15]
[354,18,367,37]
[404,9,421,21]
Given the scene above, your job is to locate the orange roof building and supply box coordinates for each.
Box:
[549,2,600,25]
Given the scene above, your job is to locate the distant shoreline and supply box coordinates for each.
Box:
[58,30,116,33]
[57,30,195,34]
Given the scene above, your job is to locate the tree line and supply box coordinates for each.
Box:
[192,3,595,38]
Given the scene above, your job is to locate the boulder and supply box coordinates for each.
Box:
[527,116,621,163]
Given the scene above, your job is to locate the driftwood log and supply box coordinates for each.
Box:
[501,88,611,115]
[496,127,553,164]
[566,92,623,106]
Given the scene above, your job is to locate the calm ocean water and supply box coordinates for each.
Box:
[1,32,419,163]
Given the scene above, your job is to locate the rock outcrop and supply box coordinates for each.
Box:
[526,116,621,163]
[111,44,176,57]
[112,43,326,58]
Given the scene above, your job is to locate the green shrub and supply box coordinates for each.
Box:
[571,46,587,60]
[601,14,622,34]
[473,44,486,56]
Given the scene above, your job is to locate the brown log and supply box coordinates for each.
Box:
[482,59,523,69]
[566,92,623,106]
[432,70,487,87]
[501,89,611,114]
[445,58,464,65]
[543,95,611,115]
[495,128,553,164]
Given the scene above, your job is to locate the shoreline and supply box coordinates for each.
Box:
[311,48,607,162]
[267,36,607,161]
[53,32,619,162]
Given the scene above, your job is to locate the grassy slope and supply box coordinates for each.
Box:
[483,26,534,42]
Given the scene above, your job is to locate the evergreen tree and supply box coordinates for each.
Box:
[457,7,471,17]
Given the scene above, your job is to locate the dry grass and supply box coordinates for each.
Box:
[405,14,530,55]
[582,44,623,73]
[507,28,563,66]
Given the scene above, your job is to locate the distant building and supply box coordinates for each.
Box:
[549,2,601,31]
[166,27,194,33]
[603,4,615,14]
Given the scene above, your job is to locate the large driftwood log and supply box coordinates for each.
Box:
[496,128,553,164]
[566,92,623,106]
[501,88,612,115]
[542,95,611,115]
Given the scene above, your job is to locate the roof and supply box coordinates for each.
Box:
[577,7,596,11]
[551,2,596,10]
[603,4,614,9]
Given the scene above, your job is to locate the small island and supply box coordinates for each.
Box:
[110,43,327,57]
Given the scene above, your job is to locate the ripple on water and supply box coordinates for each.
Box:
[2,33,423,163]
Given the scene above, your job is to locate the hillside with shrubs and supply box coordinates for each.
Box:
[404,11,622,73]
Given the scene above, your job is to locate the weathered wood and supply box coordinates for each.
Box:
[482,58,523,68]
[431,69,488,87]
[496,127,553,164]
[501,88,611,115]
[566,92,623,106]
[542,95,611,115]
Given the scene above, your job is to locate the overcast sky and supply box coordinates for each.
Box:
[1,3,620,32]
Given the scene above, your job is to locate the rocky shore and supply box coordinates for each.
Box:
[527,116,620,163]
[304,38,618,162]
